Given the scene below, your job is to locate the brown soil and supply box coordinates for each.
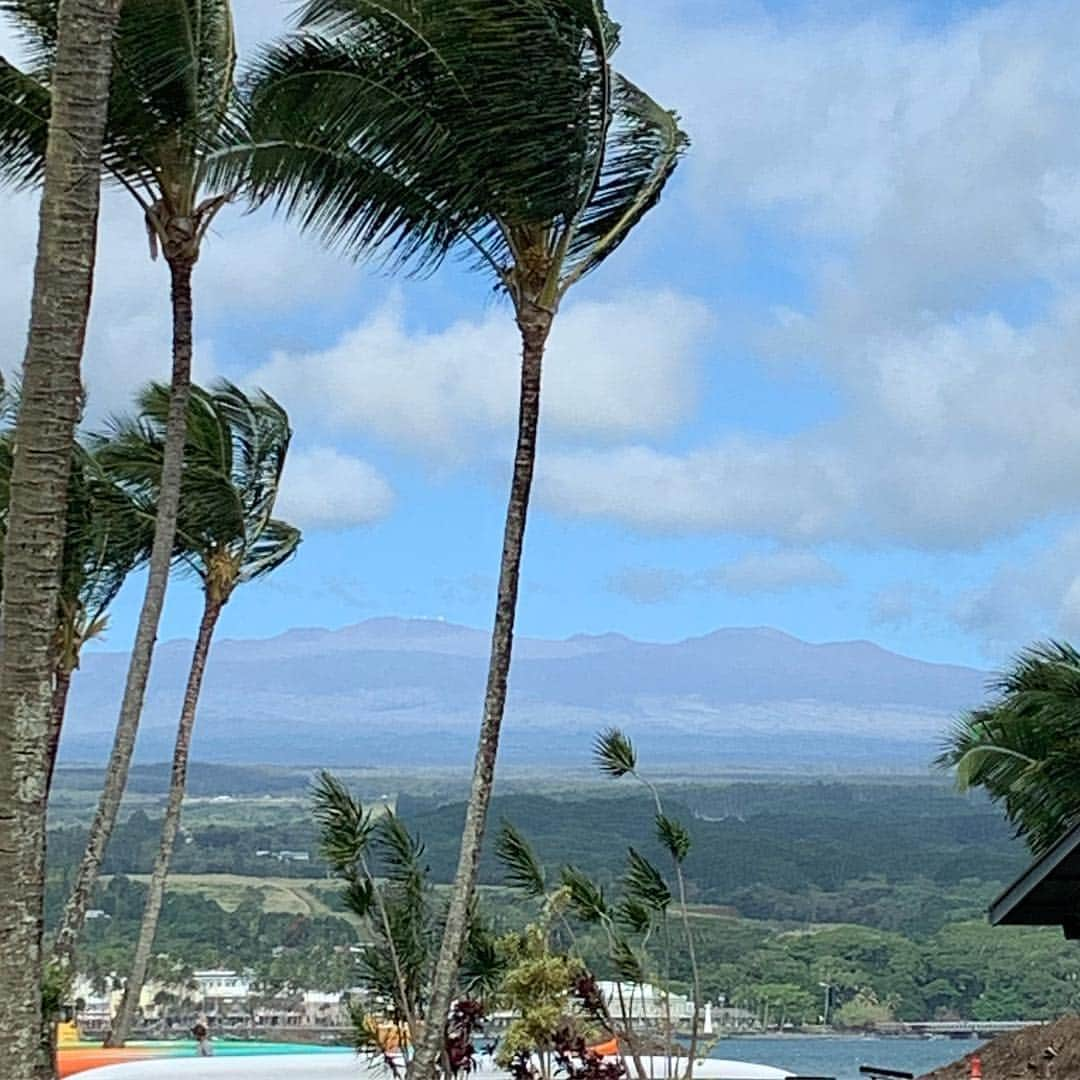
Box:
[918,1017,1080,1079]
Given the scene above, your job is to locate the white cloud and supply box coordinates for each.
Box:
[708,550,843,595]
[950,526,1080,657]
[518,1,1080,550]
[607,549,842,604]
[0,187,349,421]
[540,441,853,542]
[607,566,690,605]
[625,1,1080,313]
[251,290,709,456]
[275,447,394,530]
[541,292,1080,548]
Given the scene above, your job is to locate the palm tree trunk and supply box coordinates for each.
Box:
[105,593,223,1048]
[51,256,195,979]
[44,666,73,797]
[675,873,701,1080]
[408,302,551,1080]
[0,3,120,1077]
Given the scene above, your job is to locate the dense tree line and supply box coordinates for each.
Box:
[51,869,1080,1025]
[37,776,1078,1025]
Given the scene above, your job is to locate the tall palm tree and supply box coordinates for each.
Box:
[0,386,150,1079]
[0,0,249,981]
[939,641,1080,856]
[101,380,300,1046]
[227,7,686,1072]
[0,430,152,793]
[0,2,121,1074]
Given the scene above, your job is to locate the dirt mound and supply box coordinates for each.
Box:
[918,1017,1080,1078]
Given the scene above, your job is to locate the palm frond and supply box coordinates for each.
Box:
[460,914,506,1002]
[2,0,240,211]
[608,935,645,985]
[0,55,49,187]
[560,73,688,294]
[655,813,691,864]
[594,726,636,777]
[0,0,58,73]
[615,896,652,936]
[219,34,489,275]
[94,378,300,598]
[343,874,376,920]
[376,811,426,885]
[495,821,547,898]
[221,0,613,279]
[311,769,374,873]
[560,865,608,924]
[623,847,670,912]
[0,404,150,667]
[938,642,1080,854]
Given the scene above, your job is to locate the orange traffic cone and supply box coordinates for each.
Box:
[969,1053,982,1080]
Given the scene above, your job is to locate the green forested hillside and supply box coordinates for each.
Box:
[46,768,1065,1023]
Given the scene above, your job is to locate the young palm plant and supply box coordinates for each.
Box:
[312,772,503,1073]
[938,641,1080,856]
[101,380,300,1045]
[226,9,687,1071]
[593,728,704,1080]
[0,0,247,978]
[496,823,647,1080]
[497,805,702,1080]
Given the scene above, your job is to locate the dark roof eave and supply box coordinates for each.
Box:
[989,823,1080,928]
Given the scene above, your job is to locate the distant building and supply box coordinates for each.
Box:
[276,850,310,862]
[597,981,696,1027]
[254,849,311,862]
[193,969,252,1015]
[71,976,114,1031]
[302,991,349,1027]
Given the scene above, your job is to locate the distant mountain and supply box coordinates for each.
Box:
[61,619,989,770]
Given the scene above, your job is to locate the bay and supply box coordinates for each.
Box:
[710,1035,984,1080]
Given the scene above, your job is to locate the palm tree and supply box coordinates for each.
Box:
[594,727,702,1079]
[313,772,505,1070]
[0,430,152,794]
[0,2,120,1075]
[102,379,300,1046]
[0,0,246,979]
[227,8,686,1072]
[939,641,1080,856]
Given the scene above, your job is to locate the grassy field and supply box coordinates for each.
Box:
[107,873,358,922]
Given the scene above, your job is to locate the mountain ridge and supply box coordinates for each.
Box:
[63,617,989,770]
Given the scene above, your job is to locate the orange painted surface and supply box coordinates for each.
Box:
[57,1048,155,1077]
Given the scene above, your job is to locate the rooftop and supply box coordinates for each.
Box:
[989,825,1080,937]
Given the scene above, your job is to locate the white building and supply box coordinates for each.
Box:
[193,970,253,1013]
[302,991,349,1027]
[597,981,697,1027]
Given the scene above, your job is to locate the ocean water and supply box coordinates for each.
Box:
[710,1035,984,1080]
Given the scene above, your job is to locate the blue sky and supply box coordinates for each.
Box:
[5,0,1080,670]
